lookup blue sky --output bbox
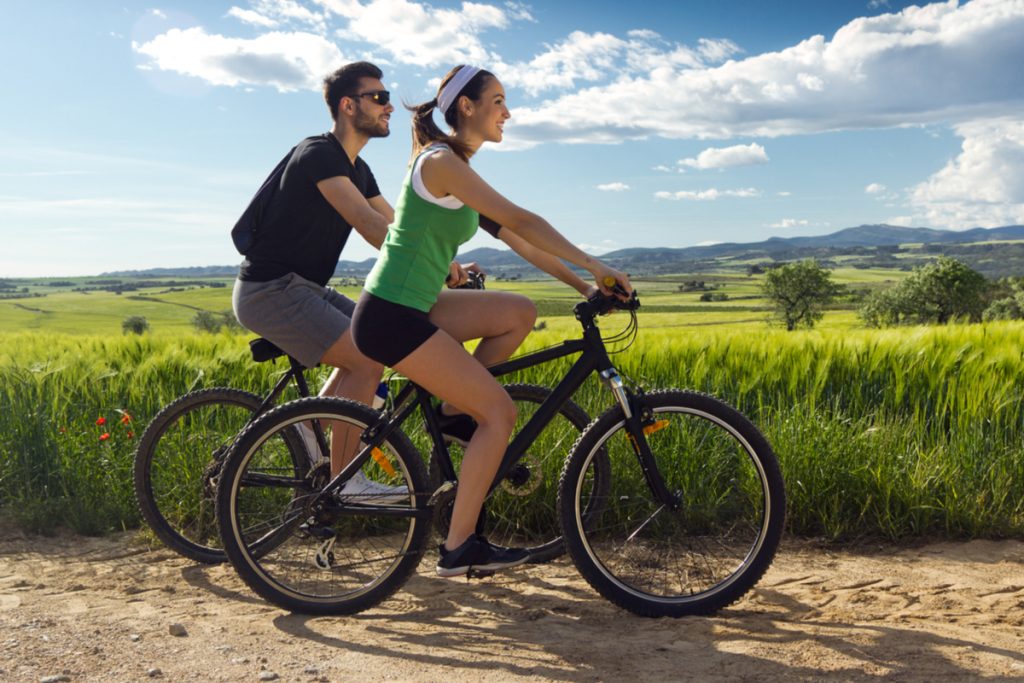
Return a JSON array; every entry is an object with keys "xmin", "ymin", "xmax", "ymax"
[{"xmin": 2, "ymin": 0, "xmax": 1023, "ymax": 277}]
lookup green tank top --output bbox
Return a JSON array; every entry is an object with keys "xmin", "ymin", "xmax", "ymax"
[{"xmin": 365, "ymin": 147, "xmax": 479, "ymax": 312}]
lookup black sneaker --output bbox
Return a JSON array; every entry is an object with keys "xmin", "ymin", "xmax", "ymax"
[
  {"xmin": 435, "ymin": 403, "xmax": 478, "ymax": 446},
  {"xmin": 436, "ymin": 535, "xmax": 529, "ymax": 577}
]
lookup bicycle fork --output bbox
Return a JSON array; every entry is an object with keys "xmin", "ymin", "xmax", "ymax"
[{"xmin": 599, "ymin": 369, "xmax": 681, "ymax": 510}]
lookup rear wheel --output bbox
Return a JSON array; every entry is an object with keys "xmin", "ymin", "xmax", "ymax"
[
  {"xmin": 133, "ymin": 388, "xmax": 263, "ymax": 564},
  {"xmin": 216, "ymin": 397, "xmax": 430, "ymax": 615},
  {"xmin": 559, "ymin": 390, "xmax": 785, "ymax": 617}
]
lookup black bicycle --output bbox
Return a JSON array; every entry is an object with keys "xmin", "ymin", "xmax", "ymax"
[
  {"xmin": 215, "ymin": 289, "xmax": 785, "ymax": 618},
  {"xmin": 133, "ymin": 322, "xmax": 590, "ymax": 563}
]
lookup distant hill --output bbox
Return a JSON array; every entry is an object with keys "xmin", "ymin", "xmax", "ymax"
[
  {"xmin": 597, "ymin": 224, "xmax": 1024, "ymax": 261},
  {"xmin": 101, "ymin": 224, "xmax": 1024, "ymax": 279}
]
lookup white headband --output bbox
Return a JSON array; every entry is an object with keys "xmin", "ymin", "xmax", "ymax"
[{"xmin": 436, "ymin": 65, "xmax": 482, "ymax": 115}]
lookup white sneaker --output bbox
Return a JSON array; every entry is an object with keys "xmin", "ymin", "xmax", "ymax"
[
  {"xmin": 295, "ymin": 423, "xmax": 328, "ymax": 467},
  {"xmin": 336, "ymin": 470, "xmax": 408, "ymax": 504}
]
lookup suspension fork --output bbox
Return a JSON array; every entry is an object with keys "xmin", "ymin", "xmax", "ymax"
[{"xmin": 600, "ymin": 369, "xmax": 680, "ymax": 510}]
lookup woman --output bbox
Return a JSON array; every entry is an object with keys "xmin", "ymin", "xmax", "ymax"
[{"xmin": 350, "ymin": 65, "xmax": 632, "ymax": 577}]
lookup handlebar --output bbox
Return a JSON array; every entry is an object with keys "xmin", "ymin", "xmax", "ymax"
[
  {"xmin": 574, "ymin": 288, "xmax": 640, "ymax": 321},
  {"xmin": 454, "ymin": 271, "xmax": 486, "ymax": 290}
]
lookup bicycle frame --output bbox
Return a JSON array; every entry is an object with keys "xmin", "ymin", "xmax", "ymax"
[
  {"xmin": 253, "ymin": 355, "xmax": 314, "ymax": 416},
  {"xmin": 320, "ymin": 295, "xmax": 680, "ymax": 513}
]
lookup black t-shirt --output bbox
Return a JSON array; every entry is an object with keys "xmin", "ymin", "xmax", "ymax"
[{"xmin": 239, "ymin": 133, "xmax": 381, "ymax": 286}]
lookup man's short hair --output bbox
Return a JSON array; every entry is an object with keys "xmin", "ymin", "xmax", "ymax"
[{"xmin": 323, "ymin": 62, "xmax": 384, "ymax": 120}]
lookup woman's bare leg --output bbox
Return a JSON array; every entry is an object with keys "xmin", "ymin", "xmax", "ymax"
[
  {"xmin": 428, "ymin": 289, "xmax": 535, "ymax": 417},
  {"xmin": 393, "ymin": 328, "xmax": 516, "ymax": 549}
]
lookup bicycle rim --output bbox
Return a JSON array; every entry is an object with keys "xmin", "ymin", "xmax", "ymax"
[
  {"xmin": 564, "ymin": 392, "xmax": 783, "ymax": 616},
  {"xmin": 134, "ymin": 390, "xmax": 260, "ymax": 562},
  {"xmin": 221, "ymin": 401, "xmax": 428, "ymax": 613}
]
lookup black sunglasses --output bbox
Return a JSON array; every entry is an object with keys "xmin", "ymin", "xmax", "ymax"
[{"xmin": 350, "ymin": 90, "xmax": 390, "ymax": 106}]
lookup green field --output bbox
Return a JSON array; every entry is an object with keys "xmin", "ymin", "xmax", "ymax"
[
  {"xmin": 3, "ymin": 269, "xmax": 1023, "ymax": 542},
  {"xmin": 0, "ymin": 270, "xmax": 874, "ymax": 336}
]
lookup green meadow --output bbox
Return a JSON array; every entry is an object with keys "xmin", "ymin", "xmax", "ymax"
[{"xmin": 2, "ymin": 271, "xmax": 1023, "ymax": 541}]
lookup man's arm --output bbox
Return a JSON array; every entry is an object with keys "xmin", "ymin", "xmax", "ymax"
[
  {"xmin": 366, "ymin": 195, "xmax": 395, "ymax": 225},
  {"xmin": 316, "ymin": 176, "xmax": 390, "ymax": 249},
  {"xmin": 496, "ymin": 226, "xmax": 596, "ymax": 297}
]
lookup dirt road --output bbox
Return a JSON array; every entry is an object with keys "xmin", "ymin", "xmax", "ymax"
[{"xmin": 2, "ymin": 532, "xmax": 1023, "ymax": 682}]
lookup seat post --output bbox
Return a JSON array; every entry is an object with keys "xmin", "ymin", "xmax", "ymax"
[{"xmin": 289, "ymin": 357, "xmax": 313, "ymax": 398}]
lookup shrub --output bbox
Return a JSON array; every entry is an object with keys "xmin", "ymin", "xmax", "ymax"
[{"xmin": 121, "ymin": 316, "xmax": 150, "ymax": 335}]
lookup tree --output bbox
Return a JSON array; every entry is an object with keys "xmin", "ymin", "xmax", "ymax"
[
  {"xmin": 122, "ymin": 315, "xmax": 150, "ymax": 335},
  {"xmin": 192, "ymin": 310, "xmax": 222, "ymax": 333},
  {"xmin": 219, "ymin": 311, "xmax": 243, "ymax": 332},
  {"xmin": 860, "ymin": 256, "xmax": 988, "ymax": 327},
  {"xmin": 982, "ymin": 276, "xmax": 1024, "ymax": 321},
  {"xmin": 762, "ymin": 259, "xmax": 840, "ymax": 330}
]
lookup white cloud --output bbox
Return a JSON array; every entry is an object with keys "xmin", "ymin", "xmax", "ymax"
[
  {"xmin": 653, "ymin": 164, "xmax": 673, "ymax": 173},
  {"xmin": 768, "ymin": 218, "xmax": 809, "ymax": 228},
  {"xmin": 227, "ymin": 7, "xmax": 280, "ymax": 28},
  {"xmin": 908, "ymin": 117, "xmax": 1024, "ymax": 228},
  {"xmin": 498, "ymin": 30, "xmax": 740, "ymax": 97},
  {"xmin": 576, "ymin": 240, "xmax": 620, "ymax": 255},
  {"xmin": 655, "ymin": 188, "xmax": 760, "ymax": 201},
  {"xmin": 497, "ymin": 31, "xmax": 626, "ymax": 96},
  {"xmin": 865, "ymin": 182, "xmax": 886, "ymax": 194},
  {"xmin": 679, "ymin": 143, "xmax": 769, "ymax": 170},
  {"xmin": 506, "ymin": 0, "xmax": 1024, "ymax": 147},
  {"xmin": 697, "ymin": 38, "xmax": 742, "ymax": 63},
  {"xmin": 333, "ymin": 0, "xmax": 512, "ymax": 67},
  {"xmin": 251, "ymin": 0, "xmax": 327, "ymax": 30},
  {"xmin": 777, "ymin": 191, "xmax": 792, "ymax": 196},
  {"xmin": 133, "ymin": 27, "xmax": 344, "ymax": 91},
  {"xmin": 136, "ymin": 0, "xmax": 525, "ymax": 90},
  {"xmin": 596, "ymin": 182, "xmax": 630, "ymax": 192}
]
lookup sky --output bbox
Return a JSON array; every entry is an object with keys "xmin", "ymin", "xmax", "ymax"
[{"xmin": 2, "ymin": 0, "xmax": 1023, "ymax": 277}]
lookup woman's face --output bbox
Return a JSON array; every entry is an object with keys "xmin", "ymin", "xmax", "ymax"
[{"xmin": 465, "ymin": 77, "xmax": 510, "ymax": 143}]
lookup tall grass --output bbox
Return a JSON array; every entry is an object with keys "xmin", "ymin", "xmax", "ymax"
[
  {"xmin": 2, "ymin": 320, "xmax": 1024, "ymax": 540},
  {"xmin": 0, "ymin": 332, "xmax": 313, "ymax": 533}
]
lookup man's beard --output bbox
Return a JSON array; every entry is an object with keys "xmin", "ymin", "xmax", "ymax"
[{"xmin": 354, "ymin": 108, "xmax": 390, "ymax": 138}]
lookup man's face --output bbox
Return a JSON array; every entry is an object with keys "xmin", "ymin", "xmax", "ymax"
[{"xmin": 350, "ymin": 77, "xmax": 393, "ymax": 139}]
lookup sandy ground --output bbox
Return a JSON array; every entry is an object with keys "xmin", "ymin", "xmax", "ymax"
[{"xmin": 1, "ymin": 531, "xmax": 1023, "ymax": 682}]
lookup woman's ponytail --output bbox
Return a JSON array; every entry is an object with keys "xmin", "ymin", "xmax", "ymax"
[{"xmin": 407, "ymin": 96, "xmax": 471, "ymax": 163}]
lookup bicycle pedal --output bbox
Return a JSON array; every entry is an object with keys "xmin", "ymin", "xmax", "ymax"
[{"xmin": 466, "ymin": 568, "xmax": 495, "ymax": 580}]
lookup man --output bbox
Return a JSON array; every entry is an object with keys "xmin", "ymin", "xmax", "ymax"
[{"xmin": 232, "ymin": 61, "xmax": 408, "ymax": 500}]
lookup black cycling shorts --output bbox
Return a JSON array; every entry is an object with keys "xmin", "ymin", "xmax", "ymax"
[{"xmin": 351, "ymin": 291, "xmax": 439, "ymax": 367}]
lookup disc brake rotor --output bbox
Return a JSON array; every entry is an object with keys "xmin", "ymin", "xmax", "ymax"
[{"xmin": 500, "ymin": 451, "xmax": 543, "ymax": 497}]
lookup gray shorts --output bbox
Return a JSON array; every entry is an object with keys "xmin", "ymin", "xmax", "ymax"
[{"xmin": 232, "ymin": 273, "xmax": 355, "ymax": 368}]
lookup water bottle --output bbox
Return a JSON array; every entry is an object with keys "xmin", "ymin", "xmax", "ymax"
[{"xmin": 372, "ymin": 381, "xmax": 388, "ymax": 409}]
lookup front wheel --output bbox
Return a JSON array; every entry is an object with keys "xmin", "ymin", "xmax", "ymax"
[
  {"xmin": 558, "ymin": 390, "xmax": 785, "ymax": 618},
  {"xmin": 216, "ymin": 397, "xmax": 430, "ymax": 615}
]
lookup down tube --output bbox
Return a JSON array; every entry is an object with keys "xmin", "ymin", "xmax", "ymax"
[{"xmin": 488, "ymin": 352, "xmax": 600, "ymax": 495}]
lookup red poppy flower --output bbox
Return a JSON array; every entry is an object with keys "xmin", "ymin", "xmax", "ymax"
[
  {"xmin": 58, "ymin": 427, "xmax": 67, "ymax": 433},
  {"xmin": 121, "ymin": 413, "xmax": 132, "ymax": 424},
  {"xmin": 96, "ymin": 416, "xmax": 106, "ymax": 426},
  {"xmin": 127, "ymin": 431, "xmax": 134, "ymax": 439},
  {"xmin": 99, "ymin": 433, "xmax": 110, "ymax": 441}
]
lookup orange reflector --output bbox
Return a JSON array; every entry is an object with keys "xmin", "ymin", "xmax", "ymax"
[
  {"xmin": 372, "ymin": 447, "xmax": 397, "ymax": 477},
  {"xmin": 643, "ymin": 420, "xmax": 670, "ymax": 436}
]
